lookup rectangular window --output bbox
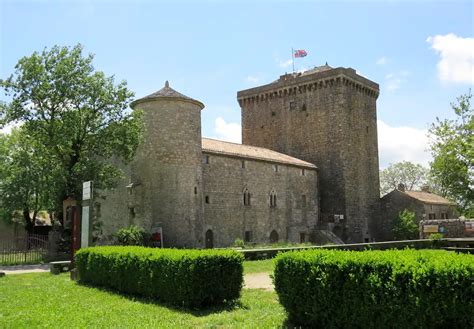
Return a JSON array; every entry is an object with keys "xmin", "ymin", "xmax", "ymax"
[
  {"xmin": 205, "ymin": 196, "xmax": 210, "ymax": 204},
  {"xmin": 302, "ymin": 195, "xmax": 307, "ymax": 207},
  {"xmin": 203, "ymin": 155, "xmax": 210, "ymax": 164},
  {"xmin": 289, "ymin": 101, "xmax": 296, "ymax": 110},
  {"xmin": 299, "ymin": 232, "xmax": 306, "ymax": 243},
  {"xmin": 194, "ymin": 186, "xmax": 197, "ymax": 195},
  {"xmin": 244, "ymin": 231, "xmax": 252, "ymax": 243},
  {"xmin": 301, "ymin": 169, "xmax": 305, "ymax": 176},
  {"xmin": 428, "ymin": 213, "xmax": 436, "ymax": 219},
  {"xmin": 241, "ymin": 160, "xmax": 246, "ymax": 169},
  {"xmin": 441, "ymin": 213, "xmax": 448, "ymax": 219},
  {"xmin": 273, "ymin": 164, "xmax": 278, "ymax": 172},
  {"xmin": 129, "ymin": 207, "xmax": 136, "ymax": 219}
]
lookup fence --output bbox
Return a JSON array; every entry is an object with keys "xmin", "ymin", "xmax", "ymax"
[{"xmin": 0, "ymin": 234, "xmax": 50, "ymax": 265}]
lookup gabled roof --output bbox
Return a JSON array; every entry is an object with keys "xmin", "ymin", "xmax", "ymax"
[
  {"xmin": 131, "ymin": 81, "xmax": 204, "ymax": 109},
  {"xmin": 403, "ymin": 190, "xmax": 456, "ymax": 205},
  {"xmin": 202, "ymin": 138, "xmax": 317, "ymax": 169}
]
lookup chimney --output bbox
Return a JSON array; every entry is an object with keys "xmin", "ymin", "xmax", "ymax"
[{"xmin": 397, "ymin": 183, "xmax": 406, "ymax": 192}]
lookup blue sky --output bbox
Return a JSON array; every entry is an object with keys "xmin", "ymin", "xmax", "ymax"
[{"xmin": 1, "ymin": 0, "xmax": 473, "ymax": 167}]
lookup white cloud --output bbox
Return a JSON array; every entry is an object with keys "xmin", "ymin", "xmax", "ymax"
[
  {"xmin": 0, "ymin": 122, "xmax": 21, "ymax": 135},
  {"xmin": 377, "ymin": 120, "xmax": 431, "ymax": 168},
  {"xmin": 376, "ymin": 57, "xmax": 388, "ymax": 65},
  {"xmin": 246, "ymin": 75, "xmax": 260, "ymax": 83},
  {"xmin": 213, "ymin": 117, "xmax": 242, "ymax": 143},
  {"xmin": 427, "ymin": 33, "xmax": 474, "ymax": 84},
  {"xmin": 385, "ymin": 71, "xmax": 410, "ymax": 92},
  {"xmin": 278, "ymin": 59, "xmax": 293, "ymax": 68}
]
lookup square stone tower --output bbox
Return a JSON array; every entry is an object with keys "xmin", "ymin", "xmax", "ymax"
[{"xmin": 237, "ymin": 66, "xmax": 381, "ymax": 243}]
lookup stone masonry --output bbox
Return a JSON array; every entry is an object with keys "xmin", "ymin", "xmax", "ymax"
[{"xmin": 238, "ymin": 65, "xmax": 381, "ymax": 243}]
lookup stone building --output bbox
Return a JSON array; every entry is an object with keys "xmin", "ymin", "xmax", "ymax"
[
  {"xmin": 238, "ymin": 65, "xmax": 381, "ymax": 242},
  {"xmin": 96, "ymin": 64, "xmax": 382, "ymax": 247},
  {"xmin": 380, "ymin": 185, "xmax": 458, "ymax": 240},
  {"xmin": 96, "ymin": 81, "xmax": 319, "ymax": 248}
]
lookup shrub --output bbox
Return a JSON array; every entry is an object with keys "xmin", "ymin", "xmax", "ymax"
[
  {"xmin": 274, "ymin": 249, "xmax": 473, "ymax": 328},
  {"xmin": 392, "ymin": 208, "xmax": 419, "ymax": 240},
  {"xmin": 76, "ymin": 246, "xmax": 244, "ymax": 308},
  {"xmin": 233, "ymin": 238, "xmax": 245, "ymax": 248},
  {"xmin": 114, "ymin": 225, "xmax": 147, "ymax": 246}
]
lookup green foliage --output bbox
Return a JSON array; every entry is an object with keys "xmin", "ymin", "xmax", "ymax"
[
  {"xmin": 274, "ymin": 249, "xmax": 474, "ymax": 328},
  {"xmin": 392, "ymin": 209, "xmax": 419, "ymax": 240},
  {"xmin": 0, "ymin": 273, "xmax": 285, "ymax": 328},
  {"xmin": 114, "ymin": 225, "xmax": 147, "ymax": 246},
  {"xmin": 380, "ymin": 161, "xmax": 429, "ymax": 196},
  {"xmin": 233, "ymin": 238, "xmax": 245, "ymax": 248},
  {"xmin": 75, "ymin": 246, "xmax": 244, "ymax": 308},
  {"xmin": 0, "ymin": 44, "xmax": 142, "ymax": 223},
  {"xmin": 429, "ymin": 91, "xmax": 473, "ymax": 216}
]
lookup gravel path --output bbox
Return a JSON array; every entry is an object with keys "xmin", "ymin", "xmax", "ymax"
[
  {"xmin": 0, "ymin": 264, "xmax": 49, "ymax": 275},
  {"xmin": 244, "ymin": 272, "xmax": 274, "ymax": 291}
]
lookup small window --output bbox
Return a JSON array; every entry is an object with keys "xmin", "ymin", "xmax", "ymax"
[
  {"xmin": 301, "ymin": 169, "xmax": 305, "ymax": 176},
  {"xmin": 366, "ymin": 126, "xmax": 369, "ymax": 133},
  {"xmin": 204, "ymin": 155, "xmax": 210, "ymax": 164},
  {"xmin": 273, "ymin": 164, "xmax": 278, "ymax": 172},
  {"xmin": 270, "ymin": 191, "xmax": 277, "ymax": 208},
  {"xmin": 129, "ymin": 207, "xmax": 136, "ymax": 219},
  {"xmin": 205, "ymin": 196, "xmax": 210, "ymax": 204},
  {"xmin": 301, "ymin": 104, "xmax": 306, "ymax": 111},
  {"xmin": 302, "ymin": 195, "xmax": 307, "ymax": 207},
  {"xmin": 271, "ymin": 111, "xmax": 276, "ymax": 117},
  {"xmin": 194, "ymin": 186, "xmax": 197, "ymax": 194},
  {"xmin": 244, "ymin": 231, "xmax": 252, "ymax": 243},
  {"xmin": 441, "ymin": 213, "xmax": 448, "ymax": 219},
  {"xmin": 428, "ymin": 213, "xmax": 436, "ymax": 219},
  {"xmin": 241, "ymin": 160, "xmax": 246, "ymax": 169},
  {"xmin": 243, "ymin": 188, "xmax": 251, "ymax": 206},
  {"xmin": 289, "ymin": 101, "xmax": 296, "ymax": 110}
]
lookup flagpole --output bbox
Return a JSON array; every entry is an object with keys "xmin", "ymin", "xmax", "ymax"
[{"xmin": 291, "ymin": 47, "xmax": 295, "ymax": 73}]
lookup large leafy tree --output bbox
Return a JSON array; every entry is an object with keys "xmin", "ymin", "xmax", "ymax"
[
  {"xmin": 429, "ymin": 91, "xmax": 473, "ymax": 217},
  {"xmin": 0, "ymin": 44, "xmax": 142, "ymax": 228},
  {"xmin": 380, "ymin": 161, "xmax": 429, "ymax": 196}
]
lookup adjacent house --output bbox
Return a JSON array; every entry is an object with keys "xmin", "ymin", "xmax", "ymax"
[{"xmin": 380, "ymin": 184, "xmax": 458, "ymax": 240}]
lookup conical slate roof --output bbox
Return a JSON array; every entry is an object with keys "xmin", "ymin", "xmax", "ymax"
[{"xmin": 131, "ymin": 81, "xmax": 204, "ymax": 109}]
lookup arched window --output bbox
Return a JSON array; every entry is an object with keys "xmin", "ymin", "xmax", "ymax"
[
  {"xmin": 205, "ymin": 229, "xmax": 214, "ymax": 249},
  {"xmin": 243, "ymin": 188, "xmax": 251, "ymax": 206},
  {"xmin": 270, "ymin": 190, "xmax": 277, "ymax": 208},
  {"xmin": 270, "ymin": 230, "xmax": 279, "ymax": 243}
]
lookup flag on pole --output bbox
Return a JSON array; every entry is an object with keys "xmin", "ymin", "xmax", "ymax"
[{"xmin": 294, "ymin": 49, "xmax": 307, "ymax": 58}]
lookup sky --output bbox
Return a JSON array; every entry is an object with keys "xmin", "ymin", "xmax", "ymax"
[{"xmin": 0, "ymin": 0, "xmax": 473, "ymax": 168}]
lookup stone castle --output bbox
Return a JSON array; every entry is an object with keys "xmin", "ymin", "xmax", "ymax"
[{"xmin": 96, "ymin": 65, "xmax": 381, "ymax": 247}]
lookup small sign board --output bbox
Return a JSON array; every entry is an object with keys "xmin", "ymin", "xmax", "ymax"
[
  {"xmin": 81, "ymin": 206, "xmax": 90, "ymax": 248},
  {"xmin": 423, "ymin": 225, "xmax": 439, "ymax": 233},
  {"xmin": 83, "ymin": 181, "xmax": 92, "ymax": 201},
  {"xmin": 151, "ymin": 227, "xmax": 163, "ymax": 248},
  {"xmin": 465, "ymin": 222, "xmax": 474, "ymax": 233}
]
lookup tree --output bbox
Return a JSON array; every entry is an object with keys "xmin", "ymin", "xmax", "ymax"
[
  {"xmin": 392, "ymin": 209, "xmax": 418, "ymax": 240},
  {"xmin": 429, "ymin": 91, "xmax": 473, "ymax": 217},
  {"xmin": 0, "ymin": 44, "xmax": 142, "ymax": 227},
  {"xmin": 379, "ymin": 161, "xmax": 429, "ymax": 196}
]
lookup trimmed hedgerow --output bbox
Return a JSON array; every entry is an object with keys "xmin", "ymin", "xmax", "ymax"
[
  {"xmin": 76, "ymin": 246, "xmax": 244, "ymax": 308},
  {"xmin": 274, "ymin": 249, "xmax": 474, "ymax": 329}
]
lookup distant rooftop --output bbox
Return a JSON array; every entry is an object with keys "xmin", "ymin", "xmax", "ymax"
[
  {"xmin": 402, "ymin": 190, "xmax": 456, "ymax": 205},
  {"xmin": 131, "ymin": 81, "xmax": 204, "ymax": 109},
  {"xmin": 202, "ymin": 138, "xmax": 317, "ymax": 169}
]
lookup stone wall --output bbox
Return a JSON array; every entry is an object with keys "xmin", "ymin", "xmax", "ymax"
[
  {"xmin": 419, "ymin": 219, "xmax": 474, "ymax": 239},
  {"xmin": 202, "ymin": 152, "xmax": 318, "ymax": 247},
  {"xmin": 238, "ymin": 67, "xmax": 381, "ymax": 243}
]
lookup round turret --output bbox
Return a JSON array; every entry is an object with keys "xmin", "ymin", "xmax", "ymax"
[{"xmin": 131, "ymin": 81, "xmax": 204, "ymax": 247}]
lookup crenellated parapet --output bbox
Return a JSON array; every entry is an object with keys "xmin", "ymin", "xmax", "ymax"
[{"xmin": 237, "ymin": 67, "xmax": 379, "ymax": 106}]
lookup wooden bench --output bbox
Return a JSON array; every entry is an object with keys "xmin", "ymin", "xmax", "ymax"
[{"xmin": 50, "ymin": 261, "xmax": 71, "ymax": 275}]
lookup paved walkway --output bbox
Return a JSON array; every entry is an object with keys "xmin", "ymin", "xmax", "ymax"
[
  {"xmin": 244, "ymin": 272, "xmax": 274, "ymax": 291},
  {"xmin": 0, "ymin": 265, "xmax": 275, "ymax": 291},
  {"xmin": 0, "ymin": 264, "xmax": 49, "ymax": 275}
]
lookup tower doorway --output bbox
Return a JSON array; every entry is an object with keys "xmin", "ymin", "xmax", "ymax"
[{"xmin": 205, "ymin": 229, "xmax": 214, "ymax": 248}]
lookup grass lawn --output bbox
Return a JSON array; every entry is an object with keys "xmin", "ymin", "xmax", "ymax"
[
  {"xmin": 243, "ymin": 259, "xmax": 275, "ymax": 274},
  {"xmin": 0, "ymin": 273, "xmax": 286, "ymax": 328}
]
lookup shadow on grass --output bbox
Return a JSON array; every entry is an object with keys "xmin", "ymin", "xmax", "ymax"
[{"xmin": 75, "ymin": 281, "xmax": 248, "ymax": 317}]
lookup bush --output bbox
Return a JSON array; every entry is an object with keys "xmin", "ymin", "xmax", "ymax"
[
  {"xmin": 233, "ymin": 238, "xmax": 245, "ymax": 248},
  {"xmin": 114, "ymin": 225, "xmax": 147, "ymax": 246},
  {"xmin": 76, "ymin": 246, "xmax": 244, "ymax": 308},
  {"xmin": 393, "ymin": 208, "xmax": 419, "ymax": 240},
  {"xmin": 274, "ymin": 249, "xmax": 473, "ymax": 328}
]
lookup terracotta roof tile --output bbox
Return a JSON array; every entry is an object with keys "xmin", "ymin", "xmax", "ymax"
[
  {"xmin": 202, "ymin": 138, "xmax": 317, "ymax": 169},
  {"xmin": 404, "ymin": 191, "xmax": 456, "ymax": 205}
]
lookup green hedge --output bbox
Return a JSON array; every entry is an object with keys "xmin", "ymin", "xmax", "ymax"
[
  {"xmin": 76, "ymin": 246, "xmax": 244, "ymax": 308},
  {"xmin": 274, "ymin": 249, "xmax": 474, "ymax": 328}
]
